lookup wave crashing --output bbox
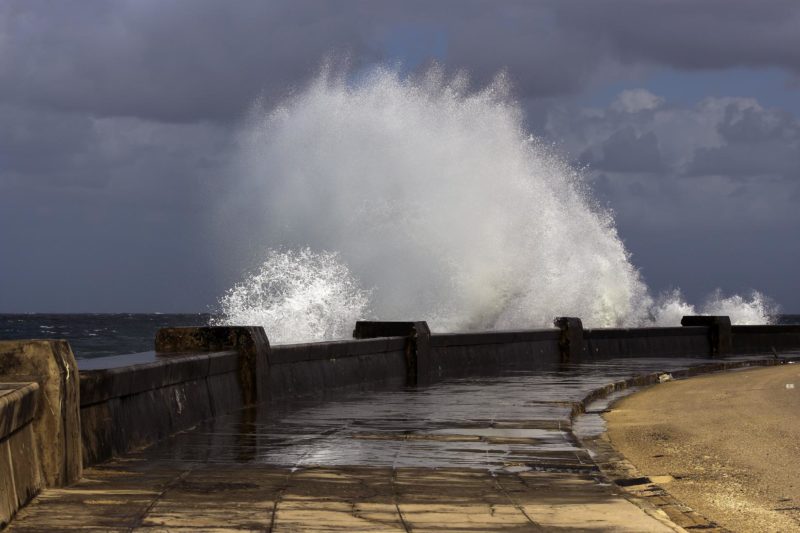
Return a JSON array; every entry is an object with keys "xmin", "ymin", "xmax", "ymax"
[{"xmin": 214, "ymin": 67, "xmax": 776, "ymax": 343}]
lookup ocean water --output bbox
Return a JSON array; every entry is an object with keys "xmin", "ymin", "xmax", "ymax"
[
  {"xmin": 1, "ymin": 313, "xmax": 797, "ymax": 360},
  {"xmin": 0, "ymin": 314, "xmax": 211, "ymax": 359}
]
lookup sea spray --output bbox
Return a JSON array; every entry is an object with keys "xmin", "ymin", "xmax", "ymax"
[
  {"xmin": 212, "ymin": 249, "xmax": 371, "ymax": 344},
  {"xmin": 214, "ymin": 66, "xmax": 776, "ymax": 342},
  {"xmin": 648, "ymin": 289, "xmax": 776, "ymax": 326}
]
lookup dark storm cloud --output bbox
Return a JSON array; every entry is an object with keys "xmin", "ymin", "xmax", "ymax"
[
  {"xmin": 0, "ymin": 105, "xmax": 99, "ymax": 182},
  {"xmin": 2, "ymin": 0, "xmax": 800, "ymax": 311},
  {"xmin": 4, "ymin": 1, "xmax": 799, "ymax": 125},
  {"xmin": 0, "ymin": 104, "xmax": 231, "ymax": 191},
  {"xmin": 550, "ymin": 92, "xmax": 800, "ymax": 183},
  {"xmin": 0, "ymin": 1, "xmax": 603, "ymax": 124},
  {"xmin": 582, "ymin": 127, "xmax": 665, "ymax": 174},
  {"xmin": 546, "ymin": 90, "xmax": 800, "ymax": 307},
  {"xmin": 0, "ymin": 1, "xmax": 380, "ymax": 123},
  {"xmin": 554, "ymin": 0, "xmax": 800, "ymax": 73},
  {"xmin": 688, "ymin": 140, "xmax": 800, "ymax": 179},
  {"xmin": 686, "ymin": 100, "xmax": 800, "ymax": 178},
  {"xmin": 717, "ymin": 103, "xmax": 800, "ymax": 143}
]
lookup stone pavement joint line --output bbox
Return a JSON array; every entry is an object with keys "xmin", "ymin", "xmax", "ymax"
[
  {"xmin": 8, "ymin": 463, "xmax": 676, "ymax": 531},
  {"xmin": 8, "ymin": 356, "xmax": 779, "ymax": 531}
]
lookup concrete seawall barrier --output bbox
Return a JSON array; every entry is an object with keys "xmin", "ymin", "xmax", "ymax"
[
  {"xmin": 732, "ymin": 324, "xmax": 800, "ymax": 354},
  {"xmin": 269, "ymin": 337, "xmax": 408, "ymax": 398},
  {"xmin": 154, "ymin": 326, "xmax": 271, "ymax": 406},
  {"xmin": 79, "ymin": 326, "xmax": 410, "ymax": 465},
  {"xmin": 584, "ymin": 326, "xmax": 712, "ymax": 359},
  {"xmin": 79, "ymin": 348, "xmax": 243, "ymax": 465},
  {"xmin": 355, "ymin": 321, "xmax": 563, "ymax": 383},
  {"xmin": 429, "ymin": 329, "xmax": 562, "ymax": 379},
  {"xmin": 80, "ymin": 326, "xmax": 275, "ymax": 465},
  {"xmin": 0, "ymin": 383, "xmax": 40, "ymax": 528},
  {"xmin": 3, "ymin": 316, "xmax": 800, "ymax": 528},
  {"xmin": 0, "ymin": 340, "xmax": 81, "ymax": 487},
  {"xmin": 354, "ymin": 321, "xmax": 431, "ymax": 384},
  {"xmin": 0, "ymin": 340, "xmax": 82, "ymax": 527}
]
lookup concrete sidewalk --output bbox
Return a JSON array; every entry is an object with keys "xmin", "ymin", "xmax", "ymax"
[
  {"xmin": 8, "ymin": 460, "xmax": 679, "ymax": 531},
  {"xmin": 10, "ymin": 356, "xmax": 756, "ymax": 532}
]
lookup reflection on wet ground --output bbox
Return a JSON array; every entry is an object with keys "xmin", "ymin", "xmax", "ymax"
[
  {"xmin": 9, "ymin": 356, "xmax": 775, "ymax": 532},
  {"xmin": 150, "ymin": 357, "xmax": 743, "ymax": 472}
]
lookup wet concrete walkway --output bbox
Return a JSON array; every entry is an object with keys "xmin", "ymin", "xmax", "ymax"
[{"xmin": 8, "ymin": 356, "xmax": 777, "ymax": 531}]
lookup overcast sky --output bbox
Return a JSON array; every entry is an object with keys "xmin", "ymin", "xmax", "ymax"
[{"xmin": 1, "ymin": 0, "xmax": 799, "ymax": 313}]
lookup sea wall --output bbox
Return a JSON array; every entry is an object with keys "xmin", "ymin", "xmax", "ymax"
[
  {"xmin": 0, "ymin": 383, "xmax": 40, "ymax": 528},
  {"xmin": 429, "ymin": 330, "xmax": 561, "ymax": 381},
  {"xmin": 583, "ymin": 327, "xmax": 711, "ymax": 359},
  {"xmin": 79, "ymin": 348, "xmax": 243, "ymax": 465},
  {"xmin": 732, "ymin": 324, "xmax": 800, "ymax": 354},
  {"xmin": 78, "ymin": 327, "xmax": 409, "ymax": 465},
  {"xmin": 0, "ymin": 340, "xmax": 82, "ymax": 528},
  {"xmin": 6, "ymin": 316, "xmax": 800, "ymax": 481},
  {"xmin": 268, "ymin": 337, "xmax": 407, "ymax": 398}
]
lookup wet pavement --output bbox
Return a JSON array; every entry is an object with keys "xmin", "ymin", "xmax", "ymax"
[{"xmin": 8, "ymin": 356, "xmax": 779, "ymax": 531}]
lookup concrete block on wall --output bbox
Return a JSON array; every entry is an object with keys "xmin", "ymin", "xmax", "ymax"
[
  {"xmin": 681, "ymin": 316, "xmax": 732, "ymax": 357},
  {"xmin": 554, "ymin": 317, "xmax": 585, "ymax": 363},
  {"xmin": 353, "ymin": 321, "xmax": 431, "ymax": 385},
  {"xmin": 155, "ymin": 326, "xmax": 271, "ymax": 405},
  {"xmin": 0, "ymin": 340, "xmax": 81, "ymax": 487},
  {"xmin": 0, "ymin": 383, "xmax": 42, "ymax": 527}
]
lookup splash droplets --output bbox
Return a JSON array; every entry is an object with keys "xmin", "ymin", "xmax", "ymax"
[
  {"xmin": 213, "ymin": 249, "xmax": 371, "ymax": 344},
  {"xmin": 214, "ymin": 66, "xmax": 776, "ymax": 342}
]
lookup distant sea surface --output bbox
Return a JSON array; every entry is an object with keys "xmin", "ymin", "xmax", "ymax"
[
  {"xmin": 0, "ymin": 314, "xmax": 212, "ymax": 359},
  {"xmin": 1, "ymin": 313, "xmax": 799, "ymax": 360}
]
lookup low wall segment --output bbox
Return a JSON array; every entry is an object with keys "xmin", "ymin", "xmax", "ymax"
[
  {"xmin": 0, "ymin": 339, "xmax": 82, "ymax": 528},
  {"xmin": 0, "ymin": 382, "xmax": 41, "ymax": 528}
]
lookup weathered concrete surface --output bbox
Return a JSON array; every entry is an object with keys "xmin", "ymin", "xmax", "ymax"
[
  {"xmin": 14, "ymin": 356, "xmax": 779, "ymax": 531},
  {"xmin": 79, "ymin": 350, "xmax": 241, "ymax": 466},
  {"xmin": 0, "ymin": 383, "xmax": 42, "ymax": 528},
  {"xmin": 681, "ymin": 315, "xmax": 732, "ymax": 356},
  {"xmin": 268, "ymin": 337, "xmax": 408, "ymax": 398},
  {"xmin": 732, "ymin": 324, "xmax": 800, "ymax": 354},
  {"xmin": 584, "ymin": 327, "xmax": 711, "ymax": 360},
  {"xmin": 606, "ymin": 364, "xmax": 800, "ymax": 532},
  {"xmin": 0, "ymin": 383, "xmax": 38, "ymax": 439},
  {"xmin": 0, "ymin": 340, "xmax": 81, "ymax": 487},
  {"xmin": 7, "ymin": 461, "xmax": 677, "ymax": 532},
  {"xmin": 8, "ymin": 352, "xmax": 792, "ymax": 531},
  {"xmin": 429, "ymin": 330, "xmax": 562, "ymax": 380},
  {"xmin": 353, "ymin": 321, "xmax": 431, "ymax": 385},
  {"xmin": 155, "ymin": 326, "xmax": 271, "ymax": 406},
  {"xmin": 554, "ymin": 316, "xmax": 584, "ymax": 363}
]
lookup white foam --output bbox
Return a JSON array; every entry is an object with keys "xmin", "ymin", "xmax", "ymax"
[
  {"xmin": 214, "ymin": 66, "xmax": 776, "ymax": 341},
  {"xmin": 700, "ymin": 289, "xmax": 777, "ymax": 325},
  {"xmin": 212, "ymin": 249, "xmax": 371, "ymax": 344}
]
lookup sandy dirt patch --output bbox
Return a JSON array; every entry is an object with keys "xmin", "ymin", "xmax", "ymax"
[{"xmin": 606, "ymin": 364, "xmax": 800, "ymax": 532}]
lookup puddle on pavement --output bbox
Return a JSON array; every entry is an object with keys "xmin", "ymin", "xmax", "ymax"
[
  {"xmin": 573, "ymin": 387, "xmax": 643, "ymax": 440},
  {"xmin": 424, "ymin": 427, "xmax": 558, "ymax": 439}
]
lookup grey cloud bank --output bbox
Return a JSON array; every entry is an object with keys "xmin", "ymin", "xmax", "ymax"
[
  {"xmin": 546, "ymin": 89, "xmax": 800, "ymax": 309},
  {"xmin": 1, "ymin": 0, "xmax": 798, "ymax": 312}
]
